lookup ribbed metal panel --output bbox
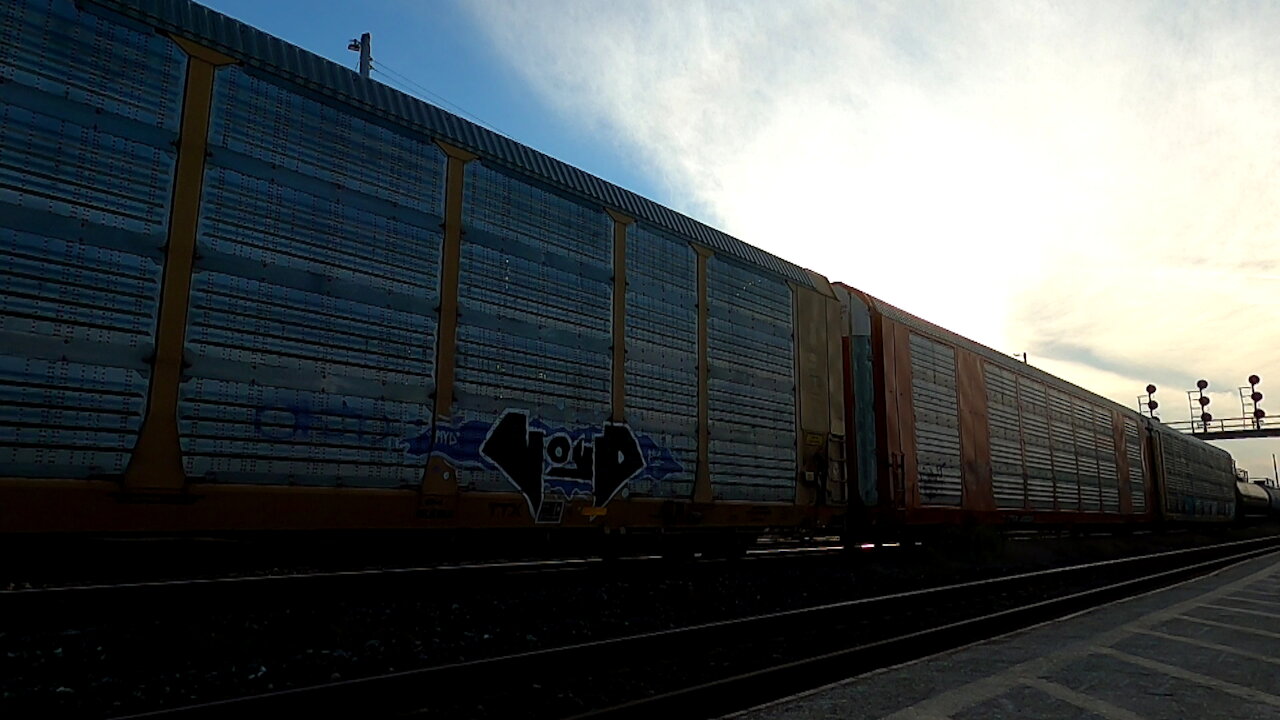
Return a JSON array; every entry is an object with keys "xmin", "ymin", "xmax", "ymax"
[
  {"xmin": 1095, "ymin": 406, "xmax": 1119, "ymax": 512},
  {"xmin": 707, "ymin": 256, "xmax": 795, "ymax": 501},
  {"xmin": 624, "ymin": 225, "xmax": 696, "ymax": 498},
  {"xmin": 1156, "ymin": 426, "xmax": 1235, "ymax": 520},
  {"xmin": 88, "ymin": 0, "xmax": 816, "ymax": 288},
  {"xmin": 1048, "ymin": 389, "xmax": 1080, "ymax": 510},
  {"xmin": 984, "ymin": 364, "xmax": 1025, "ymax": 509},
  {"xmin": 909, "ymin": 333, "xmax": 962, "ymax": 506},
  {"xmin": 179, "ymin": 66, "xmax": 444, "ymax": 486},
  {"xmin": 1017, "ymin": 378, "xmax": 1055, "ymax": 510},
  {"xmin": 867, "ymin": 296, "xmax": 1145, "ymax": 430},
  {"xmin": 1073, "ymin": 401, "xmax": 1101, "ymax": 512},
  {"xmin": 453, "ymin": 162, "xmax": 613, "ymax": 492},
  {"xmin": 0, "ymin": 0, "xmax": 183, "ymax": 477},
  {"xmin": 1125, "ymin": 418, "xmax": 1146, "ymax": 513}
]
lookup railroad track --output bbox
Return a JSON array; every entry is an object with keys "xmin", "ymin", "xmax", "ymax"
[
  {"xmin": 106, "ymin": 535, "xmax": 1280, "ymax": 719},
  {"xmin": 0, "ymin": 542, "xmax": 847, "ymax": 616}
]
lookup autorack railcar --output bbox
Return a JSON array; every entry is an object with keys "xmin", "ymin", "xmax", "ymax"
[{"xmin": 0, "ymin": 0, "xmax": 1245, "ymax": 546}]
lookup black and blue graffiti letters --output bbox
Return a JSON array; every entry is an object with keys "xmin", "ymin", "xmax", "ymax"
[
  {"xmin": 479, "ymin": 410, "xmax": 647, "ymax": 515},
  {"xmin": 480, "ymin": 411, "xmax": 550, "ymax": 516},
  {"xmin": 592, "ymin": 423, "xmax": 645, "ymax": 507}
]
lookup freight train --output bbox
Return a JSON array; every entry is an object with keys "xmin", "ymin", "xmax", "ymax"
[{"xmin": 0, "ymin": 0, "xmax": 1247, "ymax": 546}]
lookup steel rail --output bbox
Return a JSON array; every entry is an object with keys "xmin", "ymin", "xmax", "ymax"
[
  {"xmin": 572, "ymin": 541, "xmax": 1280, "ymax": 719},
  {"xmin": 0, "ymin": 544, "xmax": 846, "ymax": 602},
  {"xmin": 106, "ymin": 535, "xmax": 1280, "ymax": 719}
]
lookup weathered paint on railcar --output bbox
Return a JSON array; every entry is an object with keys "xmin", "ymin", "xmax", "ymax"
[
  {"xmin": 0, "ymin": 0, "xmax": 848, "ymax": 534},
  {"xmin": 833, "ymin": 287, "xmax": 879, "ymax": 510},
  {"xmin": 792, "ymin": 274, "xmax": 848, "ymax": 507},
  {"xmin": 839, "ymin": 288, "xmax": 1157, "ymax": 527},
  {"xmin": 1146, "ymin": 421, "xmax": 1236, "ymax": 522}
]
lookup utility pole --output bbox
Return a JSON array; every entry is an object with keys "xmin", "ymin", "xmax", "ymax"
[{"xmin": 348, "ymin": 32, "xmax": 371, "ymax": 79}]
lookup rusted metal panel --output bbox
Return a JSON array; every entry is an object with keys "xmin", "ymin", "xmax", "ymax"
[
  {"xmin": 823, "ymin": 288, "xmax": 848, "ymax": 504},
  {"xmin": 794, "ymin": 282, "xmax": 831, "ymax": 507},
  {"xmin": 624, "ymin": 224, "xmax": 697, "ymax": 499},
  {"xmin": 907, "ymin": 333, "xmax": 962, "ymax": 506},
  {"xmin": 90, "ymin": 0, "xmax": 816, "ymax": 288},
  {"xmin": 956, "ymin": 350, "xmax": 994, "ymax": 512},
  {"xmin": 178, "ymin": 66, "xmax": 445, "ymax": 486},
  {"xmin": 0, "ymin": 0, "xmax": 185, "ymax": 478},
  {"xmin": 706, "ymin": 255, "xmax": 796, "ymax": 502},
  {"xmin": 985, "ymin": 364, "xmax": 1027, "ymax": 509}
]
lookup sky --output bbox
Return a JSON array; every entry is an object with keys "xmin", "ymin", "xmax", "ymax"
[{"xmin": 199, "ymin": 0, "xmax": 1279, "ymax": 480}]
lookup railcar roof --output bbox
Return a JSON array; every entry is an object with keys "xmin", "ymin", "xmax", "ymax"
[
  {"xmin": 92, "ymin": 0, "xmax": 818, "ymax": 288},
  {"xmin": 850, "ymin": 287, "xmax": 1231, "ymax": 458}
]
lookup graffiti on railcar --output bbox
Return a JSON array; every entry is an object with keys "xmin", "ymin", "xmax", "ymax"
[
  {"xmin": 251, "ymin": 402, "xmax": 683, "ymax": 517},
  {"xmin": 423, "ymin": 409, "xmax": 684, "ymax": 518}
]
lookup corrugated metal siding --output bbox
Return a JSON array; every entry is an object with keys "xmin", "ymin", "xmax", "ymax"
[
  {"xmin": 454, "ymin": 162, "xmax": 613, "ymax": 492},
  {"xmin": 1096, "ymin": 407, "xmax": 1119, "ymax": 512},
  {"xmin": 706, "ymin": 256, "xmax": 795, "ymax": 501},
  {"xmin": 0, "ymin": 0, "xmax": 183, "ymax": 477},
  {"xmin": 984, "ymin": 364, "xmax": 1025, "ymax": 509},
  {"xmin": 179, "ymin": 66, "xmax": 444, "ymax": 486},
  {"xmin": 869, "ymin": 296, "xmax": 1146, "ymax": 431},
  {"xmin": 624, "ymin": 225, "xmax": 696, "ymax": 498},
  {"xmin": 1073, "ymin": 401, "xmax": 1101, "ymax": 512},
  {"xmin": 1048, "ymin": 389, "xmax": 1080, "ymax": 510},
  {"xmin": 1018, "ymin": 378, "xmax": 1056, "ymax": 510},
  {"xmin": 1125, "ymin": 418, "xmax": 1146, "ymax": 513},
  {"xmin": 909, "ymin": 333, "xmax": 962, "ymax": 506},
  {"xmin": 88, "ymin": 0, "xmax": 815, "ymax": 288},
  {"xmin": 1157, "ymin": 428, "xmax": 1235, "ymax": 520}
]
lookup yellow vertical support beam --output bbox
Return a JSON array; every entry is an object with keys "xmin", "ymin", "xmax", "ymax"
[
  {"xmin": 693, "ymin": 246, "xmax": 714, "ymax": 503},
  {"xmin": 606, "ymin": 209, "xmax": 633, "ymax": 423},
  {"xmin": 422, "ymin": 141, "xmax": 477, "ymax": 501},
  {"xmin": 124, "ymin": 37, "xmax": 234, "ymax": 493}
]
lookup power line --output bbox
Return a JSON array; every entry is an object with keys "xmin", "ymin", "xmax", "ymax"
[{"xmin": 371, "ymin": 60, "xmax": 511, "ymax": 138}]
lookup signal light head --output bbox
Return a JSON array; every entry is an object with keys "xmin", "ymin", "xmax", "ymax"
[
  {"xmin": 1197, "ymin": 379, "xmax": 1209, "ymax": 390},
  {"xmin": 1249, "ymin": 375, "xmax": 1261, "ymax": 386},
  {"xmin": 1148, "ymin": 400, "xmax": 1159, "ymax": 411},
  {"xmin": 1146, "ymin": 384, "xmax": 1158, "ymax": 395},
  {"xmin": 1252, "ymin": 391, "xmax": 1263, "ymax": 403},
  {"xmin": 1198, "ymin": 396, "xmax": 1211, "ymax": 406},
  {"xmin": 1201, "ymin": 412, "xmax": 1212, "ymax": 423},
  {"xmin": 1256, "ymin": 408, "xmax": 1267, "ymax": 419}
]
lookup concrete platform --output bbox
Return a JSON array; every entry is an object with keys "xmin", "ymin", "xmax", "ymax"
[{"xmin": 728, "ymin": 551, "xmax": 1280, "ymax": 720}]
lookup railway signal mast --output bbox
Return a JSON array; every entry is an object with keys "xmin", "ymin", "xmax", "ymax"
[
  {"xmin": 1138, "ymin": 384, "xmax": 1159, "ymax": 420},
  {"xmin": 1148, "ymin": 375, "xmax": 1275, "ymax": 439},
  {"xmin": 1242, "ymin": 375, "xmax": 1266, "ymax": 431},
  {"xmin": 1188, "ymin": 379, "xmax": 1212, "ymax": 432}
]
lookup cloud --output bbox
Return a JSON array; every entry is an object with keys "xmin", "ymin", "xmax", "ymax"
[{"xmin": 459, "ymin": 0, "xmax": 1280, "ymax": 476}]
